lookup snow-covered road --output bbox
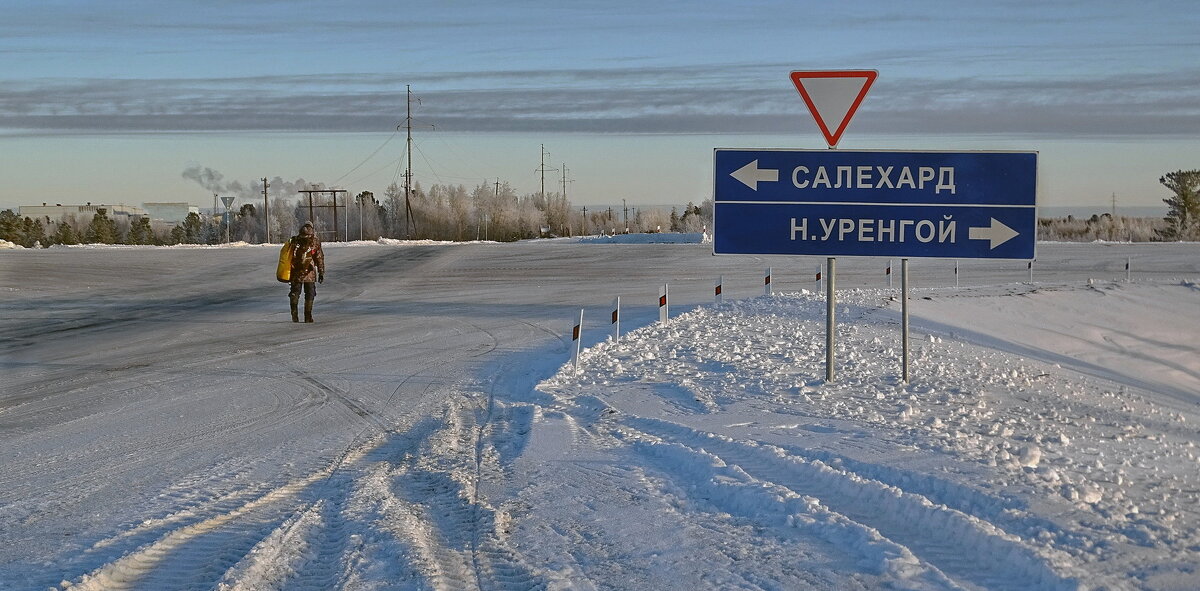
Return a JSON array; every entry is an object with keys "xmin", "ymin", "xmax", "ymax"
[{"xmin": 2, "ymin": 240, "xmax": 1198, "ymax": 590}]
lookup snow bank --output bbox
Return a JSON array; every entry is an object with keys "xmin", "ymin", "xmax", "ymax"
[
  {"xmin": 537, "ymin": 282, "xmax": 1200, "ymax": 589},
  {"xmin": 571, "ymin": 232, "xmax": 707, "ymax": 244}
]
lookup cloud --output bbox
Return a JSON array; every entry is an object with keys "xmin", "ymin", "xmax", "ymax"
[{"xmin": 3, "ymin": 65, "xmax": 1199, "ymax": 138}]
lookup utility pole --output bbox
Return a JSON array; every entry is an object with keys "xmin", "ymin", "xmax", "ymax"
[
  {"xmin": 262, "ymin": 177, "xmax": 270, "ymax": 243},
  {"xmin": 561, "ymin": 164, "xmax": 570, "ymax": 200},
  {"xmin": 561, "ymin": 163, "xmax": 573, "ymax": 236},
  {"xmin": 582, "ymin": 205, "xmax": 588, "ymax": 236},
  {"xmin": 536, "ymin": 144, "xmax": 558, "ymax": 202},
  {"xmin": 622, "ymin": 198, "xmax": 629, "ymax": 233},
  {"xmin": 306, "ymin": 185, "xmax": 316, "ymax": 224},
  {"xmin": 1111, "ymin": 192, "xmax": 1117, "ymax": 217},
  {"xmin": 404, "ymin": 85, "xmax": 414, "ymax": 239}
]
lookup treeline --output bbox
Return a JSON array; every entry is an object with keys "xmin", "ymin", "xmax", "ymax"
[
  {"xmin": 1037, "ymin": 214, "xmax": 1164, "ymax": 242},
  {"xmin": 0, "ymin": 180, "xmax": 713, "ymax": 247},
  {"xmin": 364, "ymin": 181, "xmax": 712, "ymax": 242},
  {"xmin": 0, "ymin": 208, "xmax": 217, "ymax": 247}
]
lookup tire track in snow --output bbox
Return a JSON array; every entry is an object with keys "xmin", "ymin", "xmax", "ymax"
[
  {"xmin": 347, "ymin": 403, "xmax": 546, "ymax": 591},
  {"xmin": 60, "ymin": 350, "xmax": 444, "ymax": 590},
  {"xmin": 66, "ymin": 440, "xmax": 380, "ymax": 591},
  {"xmin": 69, "ymin": 316, "xmax": 549, "ymax": 590},
  {"xmin": 615, "ymin": 416, "xmax": 1095, "ymax": 591}
]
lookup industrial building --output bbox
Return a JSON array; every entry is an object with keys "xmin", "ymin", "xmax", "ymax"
[
  {"xmin": 18, "ymin": 202, "xmax": 201, "ymax": 226},
  {"xmin": 19, "ymin": 203, "xmax": 148, "ymax": 225}
]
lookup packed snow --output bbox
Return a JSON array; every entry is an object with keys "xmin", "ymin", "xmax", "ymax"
[{"xmin": 1, "ymin": 240, "xmax": 1198, "ymax": 590}]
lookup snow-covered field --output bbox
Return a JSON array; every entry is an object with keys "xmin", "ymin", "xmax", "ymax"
[{"xmin": 2, "ymin": 239, "xmax": 1198, "ymax": 590}]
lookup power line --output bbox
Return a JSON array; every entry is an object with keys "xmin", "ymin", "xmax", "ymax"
[{"xmin": 332, "ymin": 128, "xmax": 399, "ymax": 185}]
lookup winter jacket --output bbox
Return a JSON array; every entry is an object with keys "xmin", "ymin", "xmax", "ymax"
[{"xmin": 289, "ymin": 235, "xmax": 325, "ymax": 283}]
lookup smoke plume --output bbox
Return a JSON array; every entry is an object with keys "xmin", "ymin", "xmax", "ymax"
[{"xmin": 182, "ymin": 165, "xmax": 328, "ymax": 201}]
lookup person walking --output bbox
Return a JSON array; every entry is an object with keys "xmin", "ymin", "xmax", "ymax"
[{"xmin": 287, "ymin": 221, "xmax": 325, "ymax": 323}]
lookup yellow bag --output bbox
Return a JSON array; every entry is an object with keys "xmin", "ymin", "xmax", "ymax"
[{"xmin": 276, "ymin": 240, "xmax": 293, "ymax": 282}]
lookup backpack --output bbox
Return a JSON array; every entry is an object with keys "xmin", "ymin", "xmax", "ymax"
[{"xmin": 276, "ymin": 241, "xmax": 293, "ymax": 282}]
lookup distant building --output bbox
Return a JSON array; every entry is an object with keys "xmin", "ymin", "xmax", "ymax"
[
  {"xmin": 19, "ymin": 203, "xmax": 148, "ymax": 225},
  {"xmin": 143, "ymin": 202, "xmax": 200, "ymax": 224}
]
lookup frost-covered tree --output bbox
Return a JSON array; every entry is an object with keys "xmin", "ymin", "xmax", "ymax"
[
  {"xmin": 85, "ymin": 211, "xmax": 117, "ymax": 244},
  {"xmin": 1158, "ymin": 169, "xmax": 1200, "ymax": 241},
  {"xmin": 126, "ymin": 216, "xmax": 154, "ymax": 245},
  {"xmin": 182, "ymin": 212, "xmax": 204, "ymax": 244},
  {"xmin": 20, "ymin": 217, "xmax": 45, "ymax": 247},
  {"xmin": 0, "ymin": 209, "xmax": 21, "ymax": 243},
  {"xmin": 383, "ymin": 182, "xmax": 405, "ymax": 238},
  {"xmin": 445, "ymin": 185, "xmax": 472, "ymax": 241},
  {"xmin": 52, "ymin": 220, "xmax": 79, "ymax": 245}
]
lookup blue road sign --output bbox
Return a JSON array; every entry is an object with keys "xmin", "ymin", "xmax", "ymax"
[{"xmin": 713, "ymin": 149, "xmax": 1037, "ymax": 259}]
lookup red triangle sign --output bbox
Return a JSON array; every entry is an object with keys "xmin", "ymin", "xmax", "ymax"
[{"xmin": 790, "ymin": 70, "xmax": 877, "ymax": 148}]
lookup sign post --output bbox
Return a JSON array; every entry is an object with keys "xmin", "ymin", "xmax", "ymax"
[
  {"xmin": 714, "ymin": 149, "xmax": 1037, "ymax": 383},
  {"xmin": 713, "ymin": 71, "xmax": 1035, "ymax": 384},
  {"xmin": 825, "ymin": 257, "xmax": 836, "ymax": 382},
  {"xmin": 220, "ymin": 195, "xmax": 236, "ymax": 244},
  {"xmin": 901, "ymin": 259, "xmax": 910, "ymax": 383}
]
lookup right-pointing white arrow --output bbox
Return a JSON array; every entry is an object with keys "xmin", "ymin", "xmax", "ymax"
[
  {"xmin": 730, "ymin": 160, "xmax": 779, "ymax": 191},
  {"xmin": 969, "ymin": 217, "xmax": 1019, "ymax": 249}
]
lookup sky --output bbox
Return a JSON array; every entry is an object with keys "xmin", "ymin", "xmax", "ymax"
[{"xmin": 2, "ymin": 0, "xmax": 1199, "ymax": 213}]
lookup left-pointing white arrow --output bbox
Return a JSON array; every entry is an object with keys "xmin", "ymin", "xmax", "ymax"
[
  {"xmin": 968, "ymin": 217, "xmax": 1019, "ymax": 249},
  {"xmin": 731, "ymin": 160, "xmax": 779, "ymax": 191}
]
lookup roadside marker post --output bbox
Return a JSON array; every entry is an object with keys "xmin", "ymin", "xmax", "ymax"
[
  {"xmin": 955, "ymin": 260, "xmax": 960, "ymax": 288},
  {"xmin": 658, "ymin": 284, "xmax": 669, "ymax": 324},
  {"xmin": 611, "ymin": 297, "xmax": 620, "ymax": 341},
  {"xmin": 1126, "ymin": 257, "xmax": 1131, "ymax": 283},
  {"xmin": 825, "ymin": 257, "xmax": 836, "ymax": 382},
  {"xmin": 715, "ymin": 276, "xmax": 723, "ymax": 305},
  {"xmin": 887, "ymin": 260, "xmax": 892, "ymax": 288},
  {"xmin": 764, "ymin": 267, "xmax": 772, "ymax": 296},
  {"xmin": 572, "ymin": 309, "xmax": 583, "ymax": 375},
  {"xmin": 815, "ymin": 265, "xmax": 823, "ymax": 292}
]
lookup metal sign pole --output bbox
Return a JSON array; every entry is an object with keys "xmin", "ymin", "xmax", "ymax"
[
  {"xmin": 902, "ymin": 258, "xmax": 910, "ymax": 383},
  {"xmin": 825, "ymin": 257, "xmax": 836, "ymax": 382}
]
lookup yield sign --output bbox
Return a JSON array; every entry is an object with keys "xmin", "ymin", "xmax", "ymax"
[
  {"xmin": 220, "ymin": 196, "xmax": 236, "ymax": 210},
  {"xmin": 790, "ymin": 70, "xmax": 877, "ymax": 148}
]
